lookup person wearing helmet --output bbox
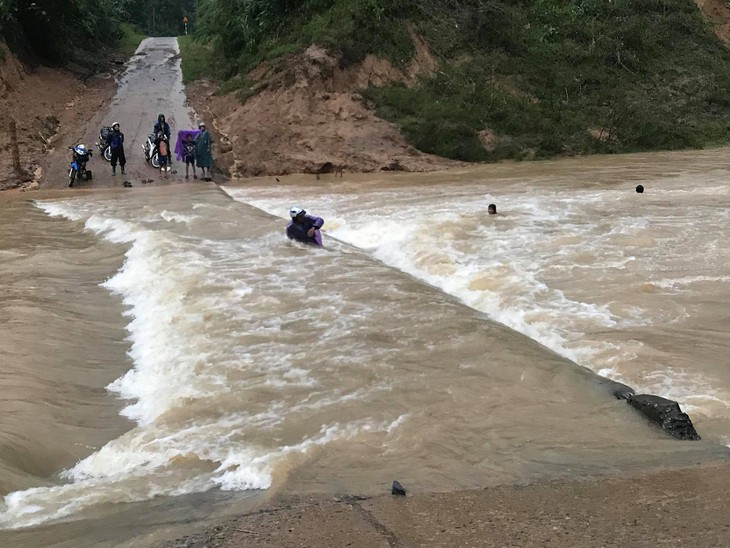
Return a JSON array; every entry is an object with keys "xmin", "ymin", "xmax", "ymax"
[
  {"xmin": 106, "ymin": 122, "xmax": 126, "ymax": 176},
  {"xmin": 286, "ymin": 206, "xmax": 324, "ymax": 246}
]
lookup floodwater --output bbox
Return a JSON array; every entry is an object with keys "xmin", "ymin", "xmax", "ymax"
[{"xmin": 0, "ymin": 37, "xmax": 729, "ymax": 547}]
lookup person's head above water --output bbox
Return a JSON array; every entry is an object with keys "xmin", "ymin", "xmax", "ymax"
[
  {"xmin": 488, "ymin": 203, "xmax": 497, "ymax": 215},
  {"xmin": 636, "ymin": 184, "xmax": 645, "ymax": 193},
  {"xmin": 289, "ymin": 206, "xmax": 305, "ymax": 219}
]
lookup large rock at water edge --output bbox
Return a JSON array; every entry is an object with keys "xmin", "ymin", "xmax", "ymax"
[{"xmin": 627, "ymin": 394, "xmax": 700, "ymax": 441}]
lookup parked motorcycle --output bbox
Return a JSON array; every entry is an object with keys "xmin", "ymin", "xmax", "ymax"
[
  {"xmin": 95, "ymin": 126, "xmax": 113, "ymax": 162},
  {"xmin": 142, "ymin": 133, "xmax": 161, "ymax": 168},
  {"xmin": 68, "ymin": 144, "xmax": 93, "ymax": 188}
]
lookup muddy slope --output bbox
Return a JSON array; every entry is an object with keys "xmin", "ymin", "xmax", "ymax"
[
  {"xmin": 186, "ymin": 43, "xmax": 461, "ymax": 178},
  {"xmin": 0, "ymin": 45, "xmax": 117, "ymax": 191}
]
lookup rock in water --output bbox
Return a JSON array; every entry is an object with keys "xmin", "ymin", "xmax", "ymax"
[
  {"xmin": 392, "ymin": 480, "xmax": 406, "ymax": 496},
  {"xmin": 627, "ymin": 394, "xmax": 701, "ymax": 440}
]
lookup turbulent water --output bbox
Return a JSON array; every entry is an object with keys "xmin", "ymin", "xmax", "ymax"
[
  {"xmin": 1, "ymin": 36, "xmax": 729, "ymax": 547},
  {"xmin": 228, "ymin": 153, "xmax": 730, "ymax": 432},
  {"xmin": 1, "ymin": 152, "xmax": 729, "ymax": 545}
]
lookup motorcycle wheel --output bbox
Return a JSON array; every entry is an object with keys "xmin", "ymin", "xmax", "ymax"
[
  {"xmin": 68, "ymin": 169, "xmax": 77, "ymax": 188},
  {"xmin": 151, "ymin": 152, "xmax": 160, "ymax": 169},
  {"xmin": 103, "ymin": 147, "xmax": 112, "ymax": 162}
]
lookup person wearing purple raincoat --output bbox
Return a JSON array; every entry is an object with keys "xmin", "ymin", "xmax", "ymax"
[{"xmin": 286, "ymin": 206, "xmax": 324, "ymax": 247}]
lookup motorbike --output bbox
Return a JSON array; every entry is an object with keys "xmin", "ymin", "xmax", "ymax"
[
  {"xmin": 95, "ymin": 126, "xmax": 113, "ymax": 162},
  {"xmin": 68, "ymin": 144, "xmax": 93, "ymax": 187},
  {"xmin": 142, "ymin": 133, "xmax": 161, "ymax": 168}
]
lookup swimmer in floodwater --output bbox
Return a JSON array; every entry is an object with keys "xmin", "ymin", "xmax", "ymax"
[
  {"xmin": 488, "ymin": 203, "xmax": 497, "ymax": 215},
  {"xmin": 286, "ymin": 206, "xmax": 324, "ymax": 246},
  {"xmin": 636, "ymin": 185, "xmax": 645, "ymax": 193}
]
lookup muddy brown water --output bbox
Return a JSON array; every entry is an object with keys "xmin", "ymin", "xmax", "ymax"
[{"xmin": 0, "ymin": 38, "xmax": 729, "ymax": 547}]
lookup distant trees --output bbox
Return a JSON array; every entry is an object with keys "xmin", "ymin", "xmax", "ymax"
[
  {"xmin": 0, "ymin": 0, "xmax": 196, "ymax": 63},
  {"xmin": 0, "ymin": 0, "xmax": 124, "ymax": 62},
  {"xmin": 124, "ymin": 0, "xmax": 197, "ymax": 37}
]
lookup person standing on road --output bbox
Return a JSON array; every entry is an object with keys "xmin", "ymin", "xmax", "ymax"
[
  {"xmin": 154, "ymin": 114, "xmax": 171, "ymax": 140},
  {"xmin": 195, "ymin": 122, "xmax": 213, "ymax": 180},
  {"xmin": 107, "ymin": 122, "xmax": 126, "ymax": 176},
  {"xmin": 183, "ymin": 133, "xmax": 197, "ymax": 179},
  {"xmin": 156, "ymin": 131, "xmax": 170, "ymax": 179},
  {"xmin": 154, "ymin": 114, "xmax": 172, "ymax": 170}
]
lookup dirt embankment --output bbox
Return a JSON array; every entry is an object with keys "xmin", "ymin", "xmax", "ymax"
[
  {"xmin": 186, "ymin": 37, "xmax": 462, "ymax": 178},
  {"xmin": 696, "ymin": 0, "xmax": 730, "ymax": 46},
  {"xmin": 0, "ymin": 44, "xmax": 117, "ymax": 192}
]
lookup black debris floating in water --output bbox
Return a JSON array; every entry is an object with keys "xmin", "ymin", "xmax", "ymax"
[{"xmin": 392, "ymin": 480, "xmax": 406, "ymax": 496}]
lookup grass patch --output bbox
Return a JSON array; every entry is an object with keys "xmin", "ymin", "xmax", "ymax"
[
  {"xmin": 178, "ymin": 35, "xmax": 215, "ymax": 83},
  {"xmin": 119, "ymin": 23, "xmax": 147, "ymax": 58},
  {"xmin": 364, "ymin": 0, "xmax": 730, "ymax": 161}
]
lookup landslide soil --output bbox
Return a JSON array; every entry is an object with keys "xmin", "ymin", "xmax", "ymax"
[
  {"xmin": 186, "ymin": 42, "xmax": 462, "ymax": 178},
  {"xmin": 0, "ymin": 45, "xmax": 119, "ymax": 192}
]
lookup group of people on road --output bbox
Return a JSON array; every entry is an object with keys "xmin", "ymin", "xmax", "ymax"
[{"xmin": 102, "ymin": 113, "xmax": 214, "ymax": 180}]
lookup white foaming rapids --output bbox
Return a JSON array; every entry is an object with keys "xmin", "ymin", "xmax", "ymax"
[
  {"xmin": 223, "ymin": 180, "xmax": 730, "ymax": 417},
  {"xmin": 0, "ymin": 198, "xmax": 401, "ymax": 529}
]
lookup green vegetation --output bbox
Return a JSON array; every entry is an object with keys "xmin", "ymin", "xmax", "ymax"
[
  {"xmin": 193, "ymin": 0, "xmax": 730, "ymax": 162},
  {"xmin": 123, "ymin": 0, "xmax": 196, "ymax": 37},
  {"xmin": 0, "ymin": 0, "xmax": 124, "ymax": 63},
  {"xmin": 0, "ymin": 0, "xmax": 192, "ymax": 65},
  {"xmin": 178, "ymin": 35, "xmax": 214, "ymax": 82},
  {"xmin": 195, "ymin": 0, "xmax": 417, "ymax": 77},
  {"xmin": 120, "ymin": 23, "xmax": 147, "ymax": 57},
  {"xmin": 365, "ymin": 0, "xmax": 730, "ymax": 161}
]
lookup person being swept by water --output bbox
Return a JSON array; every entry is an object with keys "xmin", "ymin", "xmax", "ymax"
[
  {"xmin": 286, "ymin": 206, "xmax": 324, "ymax": 247},
  {"xmin": 107, "ymin": 122, "xmax": 126, "ymax": 176}
]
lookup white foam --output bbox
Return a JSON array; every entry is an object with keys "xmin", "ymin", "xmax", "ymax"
[
  {"xmin": 1, "ymin": 197, "xmax": 400, "ymax": 529},
  {"xmin": 223, "ymin": 183, "xmax": 730, "ymax": 418}
]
